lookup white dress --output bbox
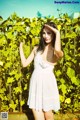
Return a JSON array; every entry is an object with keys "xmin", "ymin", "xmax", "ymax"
[{"xmin": 27, "ymin": 52, "xmax": 60, "ymax": 112}]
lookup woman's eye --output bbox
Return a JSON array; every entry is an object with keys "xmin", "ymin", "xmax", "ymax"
[
  {"xmin": 42, "ymin": 32, "xmax": 45, "ymax": 34},
  {"xmin": 42, "ymin": 31, "xmax": 52, "ymax": 35},
  {"xmin": 47, "ymin": 32, "xmax": 51, "ymax": 34}
]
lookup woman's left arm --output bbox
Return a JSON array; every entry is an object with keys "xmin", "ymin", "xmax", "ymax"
[{"xmin": 54, "ymin": 30, "xmax": 63, "ymax": 58}]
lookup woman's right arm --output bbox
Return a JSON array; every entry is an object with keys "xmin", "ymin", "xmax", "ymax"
[
  {"xmin": 19, "ymin": 42, "xmax": 36, "ymax": 67},
  {"xmin": 44, "ymin": 24, "xmax": 63, "ymax": 59}
]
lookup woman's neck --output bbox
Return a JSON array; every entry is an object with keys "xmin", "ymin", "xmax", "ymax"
[{"xmin": 45, "ymin": 44, "xmax": 53, "ymax": 49}]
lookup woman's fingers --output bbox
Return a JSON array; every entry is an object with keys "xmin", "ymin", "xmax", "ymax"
[{"xmin": 44, "ymin": 24, "xmax": 59, "ymax": 34}]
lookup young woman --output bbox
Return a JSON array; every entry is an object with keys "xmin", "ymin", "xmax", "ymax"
[{"xmin": 20, "ymin": 22, "xmax": 63, "ymax": 120}]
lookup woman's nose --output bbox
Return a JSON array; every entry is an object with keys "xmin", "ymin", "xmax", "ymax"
[{"xmin": 45, "ymin": 33, "xmax": 48, "ymax": 37}]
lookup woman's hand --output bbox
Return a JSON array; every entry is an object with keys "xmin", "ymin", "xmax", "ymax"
[{"xmin": 44, "ymin": 24, "xmax": 60, "ymax": 35}]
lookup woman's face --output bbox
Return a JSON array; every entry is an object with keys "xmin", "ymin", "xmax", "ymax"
[{"xmin": 42, "ymin": 27, "xmax": 54, "ymax": 44}]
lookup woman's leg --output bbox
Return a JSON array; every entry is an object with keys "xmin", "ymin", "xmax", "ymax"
[
  {"xmin": 44, "ymin": 110, "xmax": 54, "ymax": 120},
  {"xmin": 32, "ymin": 109, "xmax": 45, "ymax": 120}
]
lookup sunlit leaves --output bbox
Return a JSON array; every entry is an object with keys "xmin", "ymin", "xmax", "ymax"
[
  {"xmin": 57, "ymin": 25, "xmax": 61, "ymax": 30},
  {"xmin": 0, "ymin": 88, "xmax": 6, "ymax": 94},
  {"xmin": 55, "ymin": 70, "xmax": 62, "ymax": 77},
  {"xmin": 65, "ymin": 98, "xmax": 71, "ymax": 104},
  {"xmin": 13, "ymin": 87, "xmax": 22, "ymax": 94},
  {"xmin": 20, "ymin": 100, "xmax": 25, "ymax": 106},
  {"xmin": 67, "ymin": 67, "xmax": 75, "ymax": 78},
  {"xmin": 15, "ymin": 73, "xmax": 22, "ymax": 81},
  {"xmin": 0, "ymin": 35, "xmax": 7, "ymax": 46},
  {"xmin": 60, "ymin": 95, "xmax": 65, "ymax": 102},
  {"xmin": 59, "ymin": 83, "xmax": 67, "ymax": 95},
  {"xmin": 0, "ymin": 61, "xmax": 3, "ymax": 66},
  {"xmin": 24, "ymin": 84, "xmax": 27, "ymax": 90},
  {"xmin": 4, "ymin": 62, "xmax": 12, "ymax": 69},
  {"xmin": 9, "ymin": 70, "xmax": 22, "ymax": 81},
  {"xmin": 66, "ymin": 67, "xmax": 79, "ymax": 85},
  {"xmin": 6, "ymin": 31, "xmax": 14, "ymax": 39},
  {"xmin": 32, "ymin": 37, "xmax": 39, "ymax": 46},
  {"xmin": 7, "ymin": 77, "xmax": 15, "ymax": 84},
  {"xmin": 66, "ymin": 32, "xmax": 76, "ymax": 39},
  {"xmin": 23, "ymin": 44, "xmax": 30, "ymax": 57},
  {"xmin": 54, "ymin": 15, "xmax": 80, "ymax": 112},
  {"xmin": 9, "ymin": 100, "xmax": 17, "ymax": 111}
]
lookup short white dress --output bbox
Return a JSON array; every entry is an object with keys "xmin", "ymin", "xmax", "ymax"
[{"xmin": 27, "ymin": 52, "xmax": 60, "ymax": 112}]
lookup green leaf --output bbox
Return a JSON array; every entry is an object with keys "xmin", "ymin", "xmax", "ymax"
[
  {"xmin": 7, "ymin": 77, "xmax": 14, "ymax": 84},
  {"xmin": 15, "ymin": 73, "xmax": 22, "ymax": 80},
  {"xmin": 0, "ymin": 88, "xmax": 6, "ymax": 93},
  {"xmin": 20, "ymin": 100, "xmax": 25, "ymax": 106},
  {"xmin": 24, "ymin": 84, "xmax": 27, "ymax": 90},
  {"xmin": 0, "ymin": 61, "xmax": 3, "ymax": 66},
  {"xmin": 4, "ymin": 62, "xmax": 12, "ymax": 69},
  {"xmin": 71, "ymin": 76, "xmax": 79, "ymax": 85},
  {"xmin": 59, "ymin": 83, "xmax": 67, "ymax": 95},
  {"xmin": 55, "ymin": 70, "xmax": 61, "ymax": 77},
  {"xmin": 60, "ymin": 78, "xmax": 65, "ymax": 84},
  {"xmin": 67, "ymin": 67, "xmax": 75, "ymax": 78},
  {"xmin": 60, "ymin": 95, "xmax": 65, "ymax": 102},
  {"xmin": 9, "ymin": 100, "xmax": 16, "ymax": 110},
  {"xmin": 23, "ymin": 45, "xmax": 30, "ymax": 57},
  {"xmin": 65, "ymin": 98, "xmax": 71, "ymax": 104},
  {"xmin": 0, "ymin": 35, "xmax": 7, "ymax": 46},
  {"xmin": 6, "ymin": 31, "xmax": 14, "ymax": 39},
  {"xmin": 13, "ymin": 87, "xmax": 22, "ymax": 94}
]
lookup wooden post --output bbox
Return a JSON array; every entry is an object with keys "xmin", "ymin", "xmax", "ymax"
[
  {"xmin": 0, "ymin": 79, "xmax": 2, "ymax": 110},
  {"xmin": 9, "ymin": 84, "xmax": 13, "ymax": 112},
  {"xmin": 18, "ymin": 79, "xmax": 22, "ymax": 112}
]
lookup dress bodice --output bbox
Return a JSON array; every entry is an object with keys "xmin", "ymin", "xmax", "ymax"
[{"xmin": 34, "ymin": 52, "xmax": 54, "ymax": 70}]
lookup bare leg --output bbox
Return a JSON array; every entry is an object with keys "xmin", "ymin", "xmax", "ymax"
[
  {"xmin": 32, "ymin": 109, "xmax": 45, "ymax": 120},
  {"xmin": 44, "ymin": 110, "xmax": 54, "ymax": 120}
]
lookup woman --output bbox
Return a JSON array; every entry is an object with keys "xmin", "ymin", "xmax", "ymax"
[{"xmin": 20, "ymin": 21, "xmax": 63, "ymax": 120}]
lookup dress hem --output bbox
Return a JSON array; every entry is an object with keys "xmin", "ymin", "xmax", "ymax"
[{"xmin": 27, "ymin": 104, "xmax": 60, "ymax": 112}]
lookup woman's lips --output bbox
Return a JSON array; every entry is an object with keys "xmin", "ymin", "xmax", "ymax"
[{"xmin": 45, "ymin": 38, "xmax": 49, "ymax": 41}]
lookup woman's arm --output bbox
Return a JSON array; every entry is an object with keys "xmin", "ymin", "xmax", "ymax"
[
  {"xmin": 45, "ymin": 24, "xmax": 63, "ymax": 58},
  {"xmin": 19, "ymin": 42, "xmax": 37, "ymax": 67},
  {"xmin": 54, "ymin": 31, "xmax": 63, "ymax": 58}
]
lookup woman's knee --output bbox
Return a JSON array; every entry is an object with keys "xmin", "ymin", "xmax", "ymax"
[
  {"xmin": 32, "ymin": 109, "xmax": 45, "ymax": 120},
  {"xmin": 44, "ymin": 110, "xmax": 54, "ymax": 120}
]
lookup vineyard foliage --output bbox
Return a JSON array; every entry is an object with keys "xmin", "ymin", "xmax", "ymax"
[{"xmin": 0, "ymin": 13, "xmax": 80, "ymax": 113}]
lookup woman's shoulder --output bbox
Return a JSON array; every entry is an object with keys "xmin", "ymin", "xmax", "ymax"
[{"xmin": 33, "ymin": 44, "xmax": 38, "ymax": 50}]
